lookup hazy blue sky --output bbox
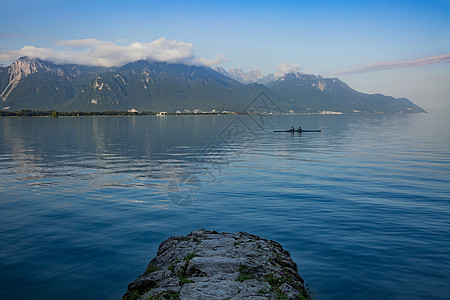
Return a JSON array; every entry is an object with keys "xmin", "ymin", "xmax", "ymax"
[{"xmin": 0, "ymin": 0, "xmax": 449, "ymax": 112}]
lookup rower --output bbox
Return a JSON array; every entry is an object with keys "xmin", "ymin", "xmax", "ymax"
[
  {"xmin": 291, "ymin": 126, "xmax": 295, "ymax": 132},
  {"xmin": 298, "ymin": 126, "xmax": 302, "ymax": 131}
]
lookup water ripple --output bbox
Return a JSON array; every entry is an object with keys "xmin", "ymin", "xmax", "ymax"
[{"xmin": 0, "ymin": 114, "xmax": 449, "ymax": 300}]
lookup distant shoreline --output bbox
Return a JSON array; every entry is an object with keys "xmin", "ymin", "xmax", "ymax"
[
  {"xmin": 0, "ymin": 110, "xmax": 235, "ymax": 117},
  {"xmin": 0, "ymin": 109, "xmax": 426, "ymax": 117}
]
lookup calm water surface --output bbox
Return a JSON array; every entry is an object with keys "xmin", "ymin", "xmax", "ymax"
[{"xmin": 0, "ymin": 113, "xmax": 449, "ymax": 299}]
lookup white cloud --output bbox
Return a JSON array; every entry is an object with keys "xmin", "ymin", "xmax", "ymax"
[
  {"xmin": 334, "ymin": 54, "xmax": 450, "ymax": 75},
  {"xmin": 275, "ymin": 63, "xmax": 301, "ymax": 76},
  {"xmin": 0, "ymin": 38, "xmax": 228, "ymax": 67},
  {"xmin": 193, "ymin": 53, "xmax": 228, "ymax": 67}
]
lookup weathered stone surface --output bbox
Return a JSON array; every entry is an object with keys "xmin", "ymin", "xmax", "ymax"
[{"xmin": 123, "ymin": 229, "xmax": 311, "ymax": 300}]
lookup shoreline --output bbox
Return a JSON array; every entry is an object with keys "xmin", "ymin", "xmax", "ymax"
[{"xmin": 0, "ymin": 110, "xmax": 427, "ymax": 117}]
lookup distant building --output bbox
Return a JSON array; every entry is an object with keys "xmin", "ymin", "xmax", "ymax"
[
  {"xmin": 320, "ymin": 111, "xmax": 342, "ymax": 115},
  {"xmin": 157, "ymin": 111, "xmax": 167, "ymax": 116}
]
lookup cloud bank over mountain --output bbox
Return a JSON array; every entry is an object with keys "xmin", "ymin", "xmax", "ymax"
[
  {"xmin": 0, "ymin": 38, "xmax": 228, "ymax": 67},
  {"xmin": 275, "ymin": 63, "xmax": 301, "ymax": 76}
]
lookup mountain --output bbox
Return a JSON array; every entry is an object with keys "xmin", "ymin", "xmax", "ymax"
[
  {"xmin": 0, "ymin": 57, "xmax": 266, "ymax": 112},
  {"xmin": 60, "ymin": 60, "xmax": 261, "ymax": 112},
  {"xmin": 216, "ymin": 68, "xmax": 426, "ymax": 114},
  {"xmin": 263, "ymin": 73, "xmax": 425, "ymax": 113},
  {"xmin": 214, "ymin": 67, "xmax": 274, "ymax": 84},
  {"xmin": 0, "ymin": 57, "xmax": 110, "ymax": 110},
  {"xmin": 0, "ymin": 57, "xmax": 425, "ymax": 113}
]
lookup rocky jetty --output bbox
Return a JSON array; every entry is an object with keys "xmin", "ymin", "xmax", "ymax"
[{"xmin": 123, "ymin": 229, "xmax": 311, "ymax": 300}]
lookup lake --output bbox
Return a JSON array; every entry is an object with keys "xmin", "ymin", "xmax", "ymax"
[{"xmin": 0, "ymin": 113, "xmax": 449, "ymax": 299}]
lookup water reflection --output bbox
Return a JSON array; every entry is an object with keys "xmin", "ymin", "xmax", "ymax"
[
  {"xmin": 1, "ymin": 114, "xmax": 437, "ymax": 201},
  {"xmin": 0, "ymin": 116, "xmax": 248, "ymax": 205},
  {"xmin": 1, "ymin": 113, "xmax": 450, "ymax": 300}
]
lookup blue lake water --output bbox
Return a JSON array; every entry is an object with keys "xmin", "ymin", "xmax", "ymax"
[{"xmin": 0, "ymin": 113, "xmax": 449, "ymax": 299}]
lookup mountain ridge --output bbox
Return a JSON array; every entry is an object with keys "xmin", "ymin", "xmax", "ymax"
[
  {"xmin": 59, "ymin": 60, "xmax": 262, "ymax": 112},
  {"xmin": 0, "ymin": 57, "xmax": 425, "ymax": 113},
  {"xmin": 264, "ymin": 72, "xmax": 425, "ymax": 113}
]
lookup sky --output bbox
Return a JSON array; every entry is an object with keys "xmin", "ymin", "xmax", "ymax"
[{"xmin": 0, "ymin": 0, "xmax": 449, "ymax": 112}]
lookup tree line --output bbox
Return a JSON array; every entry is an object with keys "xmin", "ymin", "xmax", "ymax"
[
  {"xmin": 0, "ymin": 110, "xmax": 242, "ymax": 117},
  {"xmin": 0, "ymin": 110, "xmax": 157, "ymax": 117}
]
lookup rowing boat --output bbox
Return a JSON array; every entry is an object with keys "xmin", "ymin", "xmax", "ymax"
[{"xmin": 273, "ymin": 130, "xmax": 321, "ymax": 132}]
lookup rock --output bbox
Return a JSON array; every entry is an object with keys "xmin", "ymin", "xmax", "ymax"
[{"xmin": 123, "ymin": 229, "xmax": 311, "ymax": 300}]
